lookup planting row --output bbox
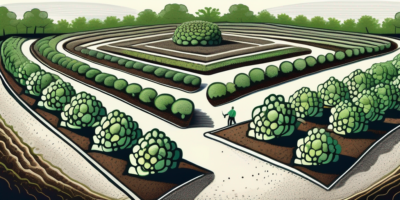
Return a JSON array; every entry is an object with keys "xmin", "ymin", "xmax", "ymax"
[
  {"xmin": 35, "ymin": 37, "xmax": 194, "ymax": 125},
  {"xmin": 79, "ymin": 47, "xmax": 202, "ymax": 88},
  {"xmin": 207, "ymin": 49, "xmax": 376, "ymax": 105},
  {"xmin": 247, "ymin": 52, "xmax": 400, "ymax": 166},
  {"xmin": 1, "ymin": 36, "xmax": 183, "ymax": 177}
]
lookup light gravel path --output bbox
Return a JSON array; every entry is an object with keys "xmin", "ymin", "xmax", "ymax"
[{"xmin": 13, "ymin": 31, "xmax": 400, "ymax": 200}]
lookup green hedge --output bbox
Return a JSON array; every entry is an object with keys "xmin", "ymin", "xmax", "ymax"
[
  {"xmin": 265, "ymin": 65, "xmax": 279, "ymax": 78},
  {"xmin": 305, "ymin": 56, "xmax": 317, "ymax": 67},
  {"xmin": 280, "ymin": 61, "xmax": 294, "ymax": 74},
  {"xmin": 335, "ymin": 51, "xmax": 346, "ymax": 61},
  {"xmin": 85, "ymin": 69, "xmax": 101, "ymax": 79},
  {"xmin": 317, "ymin": 55, "xmax": 326, "ymax": 64},
  {"xmin": 114, "ymin": 79, "xmax": 128, "ymax": 91},
  {"xmin": 154, "ymin": 94, "xmax": 175, "ymax": 111},
  {"xmin": 139, "ymin": 88, "xmax": 158, "ymax": 103},
  {"xmin": 208, "ymin": 82, "xmax": 227, "ymax": 99},
  {"xmin": 294, "ymin": 59, "xmax": 306, "ymax": 71},
  {"xmin": 143, "ymin": 65, "xmax": 157, "ymax": 73},
  {"xmin": 125, "ymin": 83, "xmax": 142, "ymax": 97},
  {"xmin": 234, "ymin": 73, "xmax": 251, "ymax": 89},
  {"xmin": 326, "ymin": 53, "xmax": 335, "ymax": 62}
]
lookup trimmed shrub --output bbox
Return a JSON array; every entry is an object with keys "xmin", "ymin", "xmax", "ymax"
[
  {"xmin": 85, "ymin": 69, "xmax": 101, "ymax": 79},
  {"xmin": 110, "ymin": 56, "xmax": 120, "ymax": 63},
  {"xmin": 165, "ymin": 71, "xmax": 177, "ymax": 79},
  {"xmin": 96, "ymin": 52, "xmax": 105, "ymax": 59},
  {"xmin": 173, "ymin": 73, "xmax": 187, "ymax": 82},
  {"xmin": 265, "ymin": 65, "xmax": 279, "ymax": 78},
  {"xmin": 317, "ymin": 55, "xmax": 326, "ymax": 64},
  {"xmin": 43, "ymin": 48, "xmax": 54, "ymax": 57},
  {"xmin": 234, "ymin": 73, "xmax": 251, "ymax": 89},
  {"xmin": 47, "ymin": 52, "xmax": 58, "ymax": 60},
  {"xmin": 125, "ymin": 61, "xmax": 135, "ymax": 68},
  {"xmin": 71, "ymin": 62, "xmax": 85, "ymax": 72},
  {"xmin": 80, "ymin": 49, "xmax": 90, "ymax": 54},
  {"xmin": 114, "ymin": 79, "xmax": 128, "ymax": 91},
  {"xmin": 39, "ymin": 44, "xmax": 50, "ymax": 54},
  {"xmin": 305, "ymin": 56, "xmax": 317, "ymax": 67},
  {"xmin": 61, "ymin": 59, "xmax": 73, "ymax": 68},
  {"xmin": 249, "ymin": 68, "xmax": 265, "ymax": 83},
  {"xmin": 154, "ymin": 68, "xmax": 168, "ymax": 77},
  {"xmin": 52, "ymin": 53, "xmax": 66, "ymax": 63},
  {"xmin": 95, "ymin": 73, "xmax": 112, "ymax": 84},
  {"xmin": 133, "ymin": 62, "xmax": 146, "ymax": 70},
  {"xmin": 143, "ymin": 65, "xmax": 157, "ymax": 73},
  {"xmin": 326, "ymin": 53, "xmax": 335, "ymax": 62},
  {"xmin": 226, "ymin": 82, "xmax": 236, "ymax": 94},
  {"xmin": 104, "ymin": 76, "xmax": 117, "ymax": 87},
  {"xmin": 353, "ymin": 49, "xmax": 360, "ymax": 56},
  {"xmin": 335, "ymin": 51, "xmax": 346, "ymax": 60},
  {"xmin": 118, "ymin": 59, "xmax": 128, "ymax": 66},
  {"xmin": 154, "ymin": 94, "xmax": 175, "ymax": 111},
  {"xmin": 207, "ymin": 82, "xmax": 227, "ymax": 99},
  {"xmin": 171, "ymin": 99, "xmax": 194, "ymax": 119},
  {"xmin": 173, "ymin": 21, "xmax": 222, "ymax": 46},
  {"xmin": 125, "ymin": 83, "xmax": 142, "ymax": 97},
  {"xmin": 66, "ymin": 60, "xmax": 78, "ymax": 70},
  {"xmin": 88, "ymin": 50, "xmax": 98, "ymax": 57},
  {"xmin": 280, "ymin": 61, "xmax": 294, "ymax": 74},
  {"xmin": 104, "ymin": 55, "xmax": 112, "ymax": 61},
  {"xmin": 183, "ymin": 75, "xmax": 196, "ymax": 85},
  {"xmin": 77, "ymin": 65, "xmax": 91, "ymax": 75},
  {"xmin": 293, "ymin": 59, "xmax": 307, "ymax": 71},
  {"xmin": 191, "ymin": 77, "xmax": 201, "ymax": 86},
  {"xmin": 58, "ymin": 57, "xmax": 71, "ymax": 65},
  {"xmin": 139, "ymin": 88, "xmax": 157, "ymax": 103},
  {"xmin": 345, "ymin": 49, "xmax": 353, "ymax": 58}
]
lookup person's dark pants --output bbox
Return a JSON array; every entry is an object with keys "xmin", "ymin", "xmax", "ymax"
[{"xmin": 228, "ymin": 117, "xmax": 236, "ymax": 126}]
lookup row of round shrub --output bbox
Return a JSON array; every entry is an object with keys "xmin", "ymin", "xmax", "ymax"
[
  {"xmin": 4, "ymin": 37, "xmax": 184, "ymax": 177},
  {"xmin": 80, "ymin": 48, "xmax": 201, "ymax": 88},
  {"xmin": 207, "ymin": 48, "xmax": 365, "ymax": 100},
  {"xmin": 36, "ymin": 38, "xmax": 195, "ymax": 120}
]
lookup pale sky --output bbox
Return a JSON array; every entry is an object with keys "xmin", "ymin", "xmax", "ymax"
[{"xmin": 2, "ymin": 0, "xmax": 399, "ymax": 15}]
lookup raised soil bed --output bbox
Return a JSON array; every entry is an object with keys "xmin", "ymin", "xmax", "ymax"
[
  {"xmin": 204, "ymin": 109, "xmax": 400, "ymax": 189},
  {"xmin": 0, "ymin": 55, "xmax": 214, "ymax": 200},
  {"xmin": 207, "ymin": 40, "xmax": 398, "ymax": 106},
  {"xmin": 32, "ymin": 41, "xmax": 193, "ymax": 128}
]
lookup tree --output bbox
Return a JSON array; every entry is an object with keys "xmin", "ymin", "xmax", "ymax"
[
  {"xmin": 195, "ymin": 7, "xmax": 221, "ymax": 22},
  {"xmin": 136, "ymin": 9, "xmax": 158, "ymax": 25},
  {"xmin": 104, "ymin": 16, "xmax": 120, "ymax": 28},
  {"xmin": 256, "ymin": 10, "xmax": 276, "ymax": 23},
  {"xmin": 87, "ymin": 18, "xmax": 103, "ymax": 30},
  {"xmin": 393, "ymin": 12, "xmax": 400, "ymax": 34},
  {"xmin": 381, "ymin": 18, "xmax": 395, "ymax": 34},
  {"xmin": 71, "ymin": 17, "xmax": 87, "ymax": 31},
  {"xmin": 277, "ymin": 14, "xmax": 293, "ymax": 25},
  {"xmin": 357, "ymin": 15, "xmax": 379, "ymax": 33},
  {"xmin": 222, "ymin": 4, "xmax": 255, "ymax": 22},
  {"xmin": 293, "ymin": 15, "xmax": 309, "ymax": 26},
  {"xmin": 0, "ymin": 6, "xmax": 18, "ymax": 36},
  {"xmin": 121, "ymin": 15, "xmax": 135, "ymax": 26},
  {"xmin": 310, "ymin": 16, "xmax": 326, "ymax": 29},
  {"xmin": 342, "ymin": 19, "xmax": 356, "ymax": 32},
  {"xmin": 21, "ymin": 8, "xmax": 52, "ymax": 34},
  {"xmin": 56, "ymin": 19, "xmax": 70, "ymax": 33},
  {"xmin": 158, "ymin": 4, "xmax": 194, "ymax": 24},
  {"xmin": 326, "ymin": 18, "xmax": 341, "ymax": 30}
]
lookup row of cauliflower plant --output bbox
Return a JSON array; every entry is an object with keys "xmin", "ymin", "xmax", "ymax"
[
  {"xmin": 207, "ymin": 47, "xmax": 388, "ymax": 100},
  {"xmin": 247, "ymin": 53, "xmax": 400, "ymax": 166},
  {"xmin": 1, "ymin": 36, "xmax": 182, "ymax": 176},
  {"xmin": 35, "ymin": 36, "xmax": 194, "ymax": 121},
  {"xmin": 79, "ymin": 48, "xmax": 202, "ymax": 88}
]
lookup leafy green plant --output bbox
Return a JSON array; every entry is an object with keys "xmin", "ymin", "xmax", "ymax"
[
  {"xmin": 207, "ymin": 82, "xmax": 227, "ymax": 99},
  {"xmin": 234, "ymin": 73, "xmax": 250, "ymax": 89},
  {"xmin": 171, "ymin": 99, "xmax": 194, "ymax": 119}
]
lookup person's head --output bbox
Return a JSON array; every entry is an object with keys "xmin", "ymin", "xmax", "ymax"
[{"xmin": 232, "ymin": 106, "xmax": 234, "ymax": 110}]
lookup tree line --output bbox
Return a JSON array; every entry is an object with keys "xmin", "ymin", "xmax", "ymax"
[{"xmin": 1, "ymin": 4, "xmax": 400, "ymax": 36}]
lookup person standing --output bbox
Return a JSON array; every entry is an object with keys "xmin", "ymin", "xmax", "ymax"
[{"xmin": 223, "ymin": 107, "xmax": 236, "ymax": 126}]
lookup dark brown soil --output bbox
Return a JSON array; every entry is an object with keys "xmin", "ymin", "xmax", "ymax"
[
  {"xmin": 208, "ymin": 40, "xmax": 398, "ymax": 106},
  {"xmin": 32, "ymin": 42, "xmax": 193, "ymax": 128},
  {"xmin": 0, "ymin": 51, "xmax": 214, "ymax": 200},
  {"xmin": 209, "ymin": 115, "xmax": 400, "ymax": 187},
  {"xmin": 127, "ymin": 42, "xmax": 290, "ymax": 62},
  {"xmin": 20, "ymin": 94, "xmax": 36, "ymax": 106},
  {"xmin": 97, "ymin": 46, "xmax": 311, "ymax": 75},
  {"xmin": 110, "ymin": 34, "xmax": 173, "ymax": 46},
  {"xmin": 67, "ymin": 46, "xmax": 200, "ymax": 92}
]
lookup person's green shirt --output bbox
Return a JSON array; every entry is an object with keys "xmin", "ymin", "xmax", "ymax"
[{"xmin": 227, "ymin": 109, "xmax": 236, "ymax": 117}]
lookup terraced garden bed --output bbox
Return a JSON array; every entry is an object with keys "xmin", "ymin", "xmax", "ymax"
[
  {"xmin": 204, "ymin": 109, "xmax": 400, "ymax": 189},
  {"xmin": 31, "ymin": 41, "xmax": 194, "ymax": 128},
  {"xmin": 0, "ymin": 55, "xmax": 214, "ymax": 200}
]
